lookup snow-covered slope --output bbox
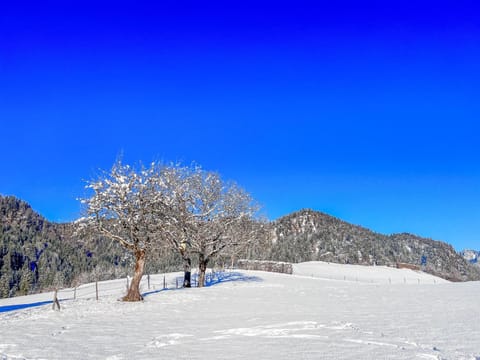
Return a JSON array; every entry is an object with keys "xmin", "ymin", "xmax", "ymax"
[
  {"xmin": 293, "ymin": 261, "xmax": 449, "ymax": 284},
  {"xmin": 0, "ymin": 264, "xmax": 479, "ymax": 360}
]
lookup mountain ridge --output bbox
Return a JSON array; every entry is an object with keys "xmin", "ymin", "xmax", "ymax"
[
  {"xmin": 265, "ymin": 208, "xmax": 480, "ymax": 281},
  {"xmin": 1, "ymin": 197, "xmax": 479, "ymax": 299}
]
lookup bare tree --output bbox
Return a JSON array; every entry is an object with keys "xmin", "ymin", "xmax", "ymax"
[
  {"xmin": 152, "ymin": 165, "xmax": 198, "ymax": 288},
  {"xmin": 185, "ymin": 171, "xmax": 259, "ymax": 287},
  {"xmin": 222, "ymin": 216, "xmax": 271, "ymax": 268},
  {"xmin": 150, "ymin": 165, "xmax": 261, "ymax": 287},
  {"xmin": 79, "ymin": 161, "xmax": 166, "ymax": 301}
]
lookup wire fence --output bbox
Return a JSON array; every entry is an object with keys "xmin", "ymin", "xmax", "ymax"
[
  {"xmin": 56, "ymin": 272, "xmax": 185, "ymax": 302},
  {"xmin": 0, "ymin": 266, "xmax": 445, "ymax": 314},
  {"xmin": 1, "ymin": 272, "xmax": 185, "ymax": 313},
  {"xmin": 298, "ymin": 273, "xmax": 442, "ymax": 285},
  {"xmin": 292, "ymin": 266, "xmax": 447, "ymax": 285},
  {"xmin": 54, "ymin": 269, "xmax": 236, "ymax": 304},
  {"xmin": 1, "ymin": 269, "xmax": 250, "ymax": 313}
]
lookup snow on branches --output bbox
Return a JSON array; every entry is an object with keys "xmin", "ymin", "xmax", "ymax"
[{"xmin": 78, "ymin": 160, "xmax": 260, "ymax": 298}]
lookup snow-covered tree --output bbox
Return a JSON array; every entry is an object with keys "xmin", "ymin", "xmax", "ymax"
[
  {"xmin": 184, "ymin": 171, "xmax": 259, "ymax": 287},
  {"xmin": 149, "ymin": 164, "xmax": 197, "ymax": 287},
  {"xmin": 222, "ymin": 216, "xmax": 271, "ymax": 267},
  {"xmin": 79, "ymin": 160, "xmax": 261, "ymax": 298},
  {"xmin": 148, "ymin": 164, "xmax": 261, "ymax": 288},
  {"xmin": 79, "ymin": 161, "xmax": 168, "ymax": 301}
]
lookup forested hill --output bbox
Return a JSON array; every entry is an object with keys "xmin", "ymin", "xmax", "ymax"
[
  {"xmin": 1, "ymin": 196, "xmax": 479, "ymax": 299},
  {"xmin": 265, "ymin": 209, "xmax": 480, "ymax": 282},
  {"xmin": 0, "ymin": 196, "xmax": 139, "ymax": 298},
  {"xmin": 0, "ymin": 195, "xmax": 88, "ymax": 297}
]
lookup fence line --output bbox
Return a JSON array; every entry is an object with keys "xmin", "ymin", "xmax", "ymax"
[
  {"xmin": 1, "ymin": 267, "xmax": 443, "ymax": 314},
  {"xmin": 54, "ymin": 273, "xmax": 184, "ymax": 303},
  {"xmin": 55, "ymin": 270, "xmax": 226, "ymax": 303},
  {"xmin": 299, "ymin": 272, "xmax": 441, "ymax": 285}
]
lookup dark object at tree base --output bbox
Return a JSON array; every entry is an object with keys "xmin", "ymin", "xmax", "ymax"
[{"xmin": 184, "ymin": 271, "xmax": 191, "ymax": 288}]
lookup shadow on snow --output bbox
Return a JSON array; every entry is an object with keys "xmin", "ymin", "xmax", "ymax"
[
  {"xmin": 203, "ymin": 271, "xmax": 263, "ymax": 287},
  {"xmin": 0, "ymin": 300, "xmax": 53, "ymax": 313},
  {"xmin": 142, "ymin": 271, "xmax": 262, "ymax": 297},
  {"xmin": 0, "ymin": 272, "xmax": 262, "ymax": 310}
]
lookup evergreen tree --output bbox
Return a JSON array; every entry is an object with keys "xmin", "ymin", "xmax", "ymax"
[
  {"xmin": 18, "ymin": 262, "xmax": 33, "ymax": 295},
  {"xmin": 0, "ymin": 274, "xmax": 10, "ymax": 298}
]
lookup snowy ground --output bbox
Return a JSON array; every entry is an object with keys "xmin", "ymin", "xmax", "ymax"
[
  {"xmin": 293, "ymin": 261, "xmax": 449, "ymax": 284},
  {"xmin": 0, "ymin": 262, "xmax": 479, "ymax": 360}
]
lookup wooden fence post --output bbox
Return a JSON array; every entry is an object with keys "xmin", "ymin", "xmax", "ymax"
[{"xmin": 52, "ymin": 289, "xmax": 61, "ymax": 311}]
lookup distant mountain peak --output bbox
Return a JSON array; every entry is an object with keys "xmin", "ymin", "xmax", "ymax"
[{"xmin": 460, "ymin": 249, "xmax": 479, "ymax": 265}]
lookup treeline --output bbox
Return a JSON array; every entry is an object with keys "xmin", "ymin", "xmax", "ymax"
[
  {"xmin": 0, "ymin": 196, "xmax": 183, "ymax": 298},
  {"xmin": 0, "ymin": 196, "xmax": 78, "ymax": 297}
]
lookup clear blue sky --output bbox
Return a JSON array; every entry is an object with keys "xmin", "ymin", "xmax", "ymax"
[{"xmin": 1, "ymin": 1, "xmax": 479, "ymax": 250}]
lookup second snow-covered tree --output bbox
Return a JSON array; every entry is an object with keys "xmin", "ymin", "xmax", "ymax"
[{"xmin": 184, "ymin": 170, "xmax": 259, "ymax": 287}]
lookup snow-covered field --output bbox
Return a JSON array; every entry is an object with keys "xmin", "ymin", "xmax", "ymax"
[{"xmin": 0, "ymin": 262, "xmax": 479, "ymax": 360}]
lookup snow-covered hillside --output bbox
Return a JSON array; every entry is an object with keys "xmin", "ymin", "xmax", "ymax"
[
  {"xmin": 293, "ymin": 261, "xmax": 449, "ymax": 284},
  {"xmin": 0, "ymin": 263, "xmax": 479, "ymax": 360}
]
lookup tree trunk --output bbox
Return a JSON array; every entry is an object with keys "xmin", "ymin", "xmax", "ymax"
[
  {"xmin": 198, "ymin": 254, "xmax": 209, "ymax": 288},
  {"xmin": 123, "ymin": 249, "xmax": 145, "ymax": 302},
  {"xmin": 181, "ymin": 251, "xmax": 191, "ymax": 288}
]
